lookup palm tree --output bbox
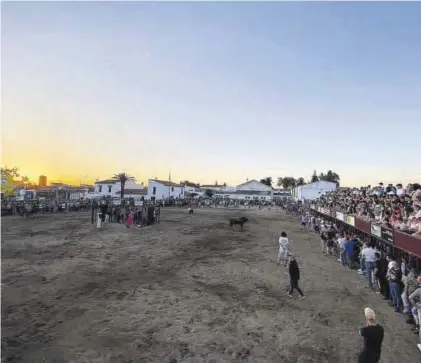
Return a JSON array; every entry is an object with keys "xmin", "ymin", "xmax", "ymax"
[{"xmin": 113, "ymin": 172, "xmax": 135, "ymax": 202}]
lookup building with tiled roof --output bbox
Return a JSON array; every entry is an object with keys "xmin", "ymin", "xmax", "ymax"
[{"xmin": 147, "ymin": 179, "xmax": 184, "ymax": 200}]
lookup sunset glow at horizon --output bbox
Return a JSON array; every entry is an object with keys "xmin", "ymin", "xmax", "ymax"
[{"xmin": 2, "ymin": 2, "xmax": 420, "ymax": 188}]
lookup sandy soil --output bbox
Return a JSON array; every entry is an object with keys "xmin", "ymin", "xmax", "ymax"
[{"xmin": 1, "ymin": 209, "xmax": 420, "ymax": 363}]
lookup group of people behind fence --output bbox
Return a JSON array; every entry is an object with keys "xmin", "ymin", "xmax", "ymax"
[
  {"xmin": 94, "ymin": 200, "xmax": 160, "ymax": 228},
  {"xmin": 301, "ymin": 211, "xmax": 421, "ymax": 354}
]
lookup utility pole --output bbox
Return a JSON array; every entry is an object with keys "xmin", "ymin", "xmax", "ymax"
[{"xmin": 168, "ymin": 171, "xmax": 171, "ymax": 202}]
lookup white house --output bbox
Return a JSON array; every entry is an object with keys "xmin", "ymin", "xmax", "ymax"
[
  {"xmin": 93, "ymin": 178, "xmax": 145, "ymax": 199},
  {"xmin": 181, "ymin": 182, "xmax": 204, "ymax": 197},
  {"xmin": 213, "ymin": 179, "xmax": 274, "ymax": 201},
  {"xmin": 291, "ymin": 180, "xmax": 337, "ymax": 201},
  {"xmin": 147, "ymin": 179, "xmax": 184, "ymax": 201}
]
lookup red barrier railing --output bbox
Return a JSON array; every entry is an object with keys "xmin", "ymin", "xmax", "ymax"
[
  {"xmin": 311, "ymin": 206, "xmax": 421, "ymax": 258},
  {"xmin": 355, "ymin": 217, "xmax": 371, "ymax": 234}
]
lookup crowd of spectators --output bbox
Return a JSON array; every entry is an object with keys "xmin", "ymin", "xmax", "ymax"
[
  {"xmin": 314, "ymin": 182, "xmax": 421, "ymax": 237},
  {"xmin": 304, "ymin": 215, "xmax": 421, "ymax": 353}
]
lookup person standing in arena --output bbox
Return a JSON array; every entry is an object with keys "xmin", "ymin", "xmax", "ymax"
[
  {"xmin": 287, "ymin": 255, "xmax": 305, "ymax": 300},
  {"xmin": 300, "ymin": 214, "xmax": 308, "ymax": 231},
  {"xmin": 361, "ymin": 243, "xmax": 377, "ymax": 289},
  {"xmin": 409, "ymin": 275, "xmax": 421, "ymax": 351},
  {"xmin": 358, "ymin": 308, "xmax": 384, "ymax": 363},
  {"xmin": 277, "ymin": 231, "xmax": 289, "ymax": 267}
]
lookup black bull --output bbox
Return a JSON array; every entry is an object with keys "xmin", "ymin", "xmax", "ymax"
[{"xmin": 229, "ymin": 217, "xmax": 249, "ymax": 230}]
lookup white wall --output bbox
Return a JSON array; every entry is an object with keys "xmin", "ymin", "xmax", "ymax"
[
  {"xmin": 94, "ymin": 180, "xmax": 145, "ymax": 198},
  {"xmin": 147, "ymin": 180, "xmax": 184, "ymax": 200},
  {"xmin": 292, "ymin": 181, "xmax": 337, "ymax": 201},
  {"xmin": 236, "ymin": 180, "xmax": 272, "ymax": 192}
]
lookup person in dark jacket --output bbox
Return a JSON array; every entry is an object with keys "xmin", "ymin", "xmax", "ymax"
[
  {"xmin": 287, "ymin": 255, "xmax": 305, "ymax": 300},
  {"xmin": 374, "ymin": 252, "xmax": 389, "ymax": 300}
]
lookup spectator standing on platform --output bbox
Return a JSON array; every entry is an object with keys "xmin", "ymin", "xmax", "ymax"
[{"xmin": 358, "ymin": 308, "xmax": 384, "ymax": 363}]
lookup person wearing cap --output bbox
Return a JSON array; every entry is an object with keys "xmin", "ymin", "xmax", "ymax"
[{"xmin": 358, "ymin": 308, "xmax": 384, "ymax": 363}]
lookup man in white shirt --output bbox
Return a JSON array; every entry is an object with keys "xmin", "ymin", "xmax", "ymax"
[
  {"xmin": 277, "ymin": 231, "xmax": 289, "ymax": 267},
  {"xmin": 396, "ymin": 184, "xmax": 406, "ymax": 196},
  {"xmin": 337, "ymin": 235, "xmax": 346, "ymax": 265},
  {"xmin": 361, "ymin": 244, "xmax": 376, "ymax": 288}
]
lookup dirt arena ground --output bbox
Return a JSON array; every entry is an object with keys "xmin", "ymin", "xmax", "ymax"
[{"xmin": 1, "ymin": 209, "xmax": 420, "ymax": 363}]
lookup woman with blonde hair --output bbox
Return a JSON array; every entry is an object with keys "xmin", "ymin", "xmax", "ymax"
[{"xmin": 358, "ymin": 307, "xmax": 384, "ymax": 363}]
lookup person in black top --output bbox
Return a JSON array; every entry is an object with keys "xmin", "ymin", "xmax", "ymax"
[
  {"xmin": 287, "ymin": 255, "xmax": 305, "ymax": 300},
  {"xmin": 374, "ymin": 252, "xmax": 389, "ymax": 300},
  {"xmin": 327, "ymin": 227, "xmax": 336, "ymax": 255},
  {"xmin": 359, "ymin": 307, "xmax": 384, "ymax": 363}
]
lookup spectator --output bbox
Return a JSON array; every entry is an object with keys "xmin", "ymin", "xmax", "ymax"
[
  {"xmin": 344, "ymin": 237, "xmax": 356, "ymax": 269},
  {"xmin": 320, "ymin": 231, "xmax": 328, "ymax": 255},
  {"xmin": 327, "ymin": 226, "xmax": 336, "ymax": 256},
  {"xmin": 404, "ymin": 268, "xmax": 418, "ymax": 321},
  {"xmin": 388, "ymin": 261, "xmax": 403, "ymax": 312},
  {"xmin": 409, "ymin": 275, "xmax": 421, "ymax": 352},
  {"xmin": 337, "ymin": 233, "xmax": 346, "ymax": 265},
  {"xmin": 358, "ymin": 307, "xmax": 384, "ymax": 363},
  {"xmin": 374, "ymin": 252, "xmax": 389, "ymax": 300},
  {"xmin": 396, "ymin": 183, "xmax": 406, "ymax": 196},
  {"xmin": 361, "ymin": 243, "xmax": 376, "ymax": 289},
  {"xmin": 312, "ymin": 181, "xmax": 420, "ymax": 235}
]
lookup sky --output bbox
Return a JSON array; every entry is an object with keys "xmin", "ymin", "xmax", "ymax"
[{"xmin": 1, "ymin": 1, "xmax": 420, "ymax": 187}]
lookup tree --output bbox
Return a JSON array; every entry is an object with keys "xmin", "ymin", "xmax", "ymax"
[
  {"xmin": 281, "ymin": 177, "xmax": 296, "ymax": 189},
  {"xmin": 205, "ymin": 189, "xmax": 214, "ymax": 198},
  {"xmin": 310, "ymin": 170, "xmax": 319, "ymax": 183},
  {"xmin": 277, "ymin": 177, "xmax": 283, "ymax": 188},
  {"xmin": 317, "ymin": 170, "xmax": 340, "ymax": 185},
  {"xmin": 260, "ymin": 177, "xmax": 272, "ymax": 187},
  {"xmin": 325, "ymin": 170, "xmax": 340, "ymax": 186},
  {"xmin": 21, "ymin": 176, "xmax": 30, "ymax": 184},
  {"xmin": 1, "ymin": 166, "xmax": 20, "ymax": 179},
  {"xmin": 295, "ymin": 177, "xmax": 305, "ymax": 186},
  {"xmin": 113, "ymin": 172, "xmax": 135, "ymax": 202}
]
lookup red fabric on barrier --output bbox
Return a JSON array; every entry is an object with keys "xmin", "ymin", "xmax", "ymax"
[
  {"xmin": 394, "ymin": 231, "xmax": 421, "ymax": 258},
  {"xmin": 355, "ymin": 217, "xmax": 371, "ymax": 234}
]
